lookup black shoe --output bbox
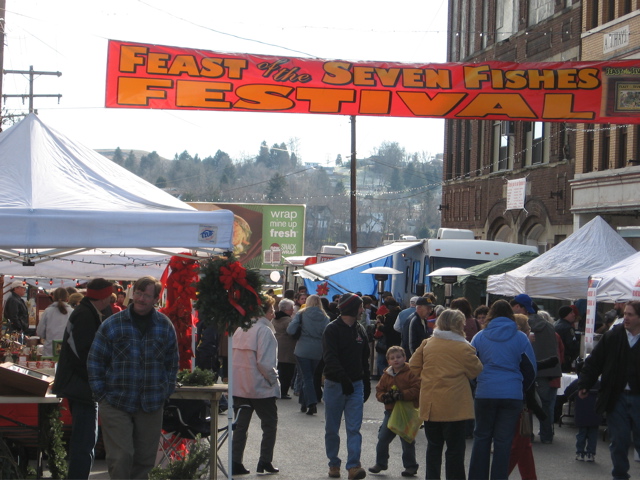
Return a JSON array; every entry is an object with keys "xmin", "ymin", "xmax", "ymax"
[
  {"xmin": 232, "ymin": 462, "xmax": 250, "ymax": 475},
  {"xmin": 306, "ymin": 404, "xmax": 317, "ymax": 415},
  {"xmin": 300, "ymin": 405, "xmax": 307, "ymax": 413},
  {"xmin": 280, "ymin": 394, "xmax": 292, "ymax": 399},
  {"xmin": 257, "ymin": 461, "xmax": 279, "ymax": 474}
]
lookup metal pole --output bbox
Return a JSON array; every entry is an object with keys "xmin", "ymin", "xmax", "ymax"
[{"xmin": 350, "ymin": 115, "xmax": 357, "ymax": 253}]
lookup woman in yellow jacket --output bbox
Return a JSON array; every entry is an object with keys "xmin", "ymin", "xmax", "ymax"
[{"xmin": 409, "ymin": 308, "xmax": 483, "ymax": 480}]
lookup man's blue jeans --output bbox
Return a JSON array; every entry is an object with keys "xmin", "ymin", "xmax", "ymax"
[
  {"xmin": 607, "ymin": 392, "xmax": 640, "ymax": 480},
  {"xmin": 324, "ymin": 379, "xmax": 364, "ymax": 469},
  {"xmin": 296, "ymin": 356, "xmax": 320, "ymax": 407},
  {"xmin": 468, "ymin": 397, "xmax": 522, "ymax": 480},
  {"xmin": 375, "ymin": 409, "xmax": 418, "ymax": 470},
  {"xmin": 67, "ymin": 399, "xmax": 99, "ymax": 480},
  {"xmin": 536, "ymin": 377, "xmax": 557, "ymax": 443}
]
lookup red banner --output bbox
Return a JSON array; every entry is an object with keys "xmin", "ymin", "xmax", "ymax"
[{"xmin": 105, "ymin": 39, "xmax": 640, "ymax": 124}]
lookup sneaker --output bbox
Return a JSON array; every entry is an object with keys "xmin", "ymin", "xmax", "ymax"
[
  {"xmin": 329, "ymin": 466, "xmax": 341, "ymax": 478},
  {"xmin": 585, "ymin": 453, "xmax": 595, "ymax": 462},
  {"xmin": 368, "ymin": 464, "xmax": 387, "ymax": 473},
  {"xmin": 348, "ymin": 466, "xmax": 367, "ymax": 479},
  {"xmin": 401, "ymin": 467, "xmax": 418, "ymax": 477},
  {"xmin": 575, "ymin": 453, "xmax": 584, "ymax": 461}
]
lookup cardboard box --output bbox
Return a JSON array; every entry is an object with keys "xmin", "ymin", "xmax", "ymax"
[{"xmin": 0, "ymin": 362, "xmax": 53, "ymax": 396}]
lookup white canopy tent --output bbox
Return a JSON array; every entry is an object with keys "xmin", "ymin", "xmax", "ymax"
[
  {"xmin": 486, "ymin": 216, "xmax": 636, "ymax": 300},
  {"xmin": 0, "ymin": 114, "xmax": 234, "ymax": 275},
  {"xmin": 590, "ymin": 250, "xmax": 640, "ymax": 303}
]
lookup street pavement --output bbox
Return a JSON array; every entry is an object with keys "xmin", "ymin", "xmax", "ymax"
[{"xmin": 85, "ymin": 379, "xmax": 640, "ymax": 479}]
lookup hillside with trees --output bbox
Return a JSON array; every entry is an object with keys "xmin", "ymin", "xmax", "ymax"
[{"xmin": 99, "ymin": 140, "xmax": 442, "ymax": 254}]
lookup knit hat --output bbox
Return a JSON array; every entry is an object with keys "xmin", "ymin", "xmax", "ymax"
[
  {"xmin": 513, "ymin": 294, "xmax": 535, "ymax": 314},
  {"xmin": 338, "ymin": 293, "xmax": 362, "ymax": 314},
  {"xmin": 558, "ymin": 306, "xmax": 573, "ymax": 319}
]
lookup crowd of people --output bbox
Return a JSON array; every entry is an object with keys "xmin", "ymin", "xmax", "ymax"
[
  {"xmin": 4, "ymin": 277, "xmax": 640, "ymax": 480},
  {"xmin": 211, "ymin": 285, "xmax": 640, "ymax": 480}
]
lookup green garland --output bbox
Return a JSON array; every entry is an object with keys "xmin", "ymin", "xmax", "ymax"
[
  {"xmin": 195, "ymin": 255, "xmax": 265, "ymax": 334},
  {"xmin": 43, "ymin": 404, "xmax": 67, "ymax": 479},
  {"xmin": 176, "ymin": 367, "xmax": 215, "ymax": 386}
]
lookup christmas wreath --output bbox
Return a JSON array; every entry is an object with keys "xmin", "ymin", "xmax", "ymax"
[{"xmin": 195, "ymin": 255, "xmax": 265, "ymax": 334}]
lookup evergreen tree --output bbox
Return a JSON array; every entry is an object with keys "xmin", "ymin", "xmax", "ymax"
[
  {"xmin": 124, "ymin": 150, "xmax": 137, "ymax": 172},
  {"xmin": 256, "ymin": 141, "xmax": 270, "ymax": 166},
  {"xmin": 112, "ymin": 147, "xmax": 124, "ymax": 166},
  {"xmin": 155, "ymin": 176, "xmax": 167, "ymax": 189},
  {"xmin": 335, "ymin": 154, "xmax": 343, "ymax": 166},
  {"xmin": 265, "ymin": 173, "xmax": 288, "ymax": 202}
]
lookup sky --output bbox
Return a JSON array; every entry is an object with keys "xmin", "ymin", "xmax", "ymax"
[{"xmin": 5, "ymin": 0, "xmax": 449, "ymax": 165}]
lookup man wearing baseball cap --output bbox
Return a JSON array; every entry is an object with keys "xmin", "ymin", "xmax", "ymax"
[
  {"xmin": 323, "ymin": 292, "xmax": 371, "ymax": 480},
  {"xmin": 4, "ymin": 280, "xmax": 29, "ymax": 336},
  {"xmin": 407, "ymin": 297, "xmax": 435, "ymax": 356},
  {"xmin": 53, "ymin": 278, "xmax": 114, "ymax": 479}
]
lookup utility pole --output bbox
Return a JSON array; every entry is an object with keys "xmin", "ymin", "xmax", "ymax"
[
  {"xmin": 350, "ymin": 115, "xmax": 357, "ymax": 253},
  {"xmin": 3, "ymin": 65, "xmax": 62, "ymax": 115}
]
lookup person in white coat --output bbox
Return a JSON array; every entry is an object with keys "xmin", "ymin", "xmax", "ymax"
[
  {"xmin": 36, "ymin": 287, "xmax": 73, "ymax": 357},
  {"xmin": 231, "ymin": 296, "xmax": 281, "ymax": 476}
]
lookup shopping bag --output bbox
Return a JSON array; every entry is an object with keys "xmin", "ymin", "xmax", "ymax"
[{"xmin": 387, "ymin": 400, "xmax": 421, "ymax": 443}]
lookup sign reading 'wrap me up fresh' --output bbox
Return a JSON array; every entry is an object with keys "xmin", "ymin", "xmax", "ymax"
[{"xmin": 188, "ymin": 202, "xmax": 305, "ymax": 270}]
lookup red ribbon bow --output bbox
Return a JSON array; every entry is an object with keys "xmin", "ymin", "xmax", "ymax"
[{"xmin": 219, "ymin": 261, "xmax": 262, "ymax": 316}]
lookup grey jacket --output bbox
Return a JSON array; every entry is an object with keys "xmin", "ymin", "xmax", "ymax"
[
  {"xmin": 528, "ymin": 313, "xmax": 562, "ymax": 378},
  {"xmin": 287, "ymin": 306, "xmax": 329, "ymax": 360}
]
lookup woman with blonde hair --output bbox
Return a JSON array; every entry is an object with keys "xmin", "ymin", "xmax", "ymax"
[
  {"xmin": 409, "ymin": 308, "xmax": 483, "ymax": 480},
  {"xmin": 37, "ymin": 287, "xmax": 73, "ymax": 357},
  {"xmin": 287, "ymin": 294, "xmax": 329, "ymax": 415}
]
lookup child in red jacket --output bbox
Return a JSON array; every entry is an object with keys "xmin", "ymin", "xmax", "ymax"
[{"xmin": 369, "ymin": 346, "xmax": 421, "ymax": 477}]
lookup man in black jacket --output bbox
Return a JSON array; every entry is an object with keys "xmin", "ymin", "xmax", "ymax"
[
  {"xmin": 578, "ymin": 300, "xmax": 640, "ymax": 480},
  {"xmin": 4, "ymin": 280, "xmax": 29, "ymax": 336},
  {"xmin": 555, "ymin": 305, "xmax": 580, "ymax": 372},
  {"xmin": 52, "ymin": 278, "xmax": 114, "ymax": 480},
  {"xmin": 323, "ymin": 293, "xmax": 370, "ymax": 480}
]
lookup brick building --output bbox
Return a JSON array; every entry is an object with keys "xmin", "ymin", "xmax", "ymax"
[{"xmin": 442, "ymin": 0, "xmax": 640, "ymax": 251}]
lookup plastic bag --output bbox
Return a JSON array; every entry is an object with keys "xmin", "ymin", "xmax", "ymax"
[{"xmin": 387, "ymin": 400, "xmax": 421, "ymax": 443}]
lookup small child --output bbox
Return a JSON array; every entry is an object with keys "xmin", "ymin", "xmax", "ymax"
[
  {"xmin": 565, "ymin": 378, "xmax": 601, "ymax": 462},
  {"xmin": 369, "ymin": 346, "xmax": 421, "ymax": 477}
]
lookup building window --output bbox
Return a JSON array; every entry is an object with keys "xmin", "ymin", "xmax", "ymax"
[
  {"xmin": 496, "ymin": 0, "xmax": 518, "ymax": 42},
  {"xmin": 605, "ymin": 0, "xmax": 615, "ymax": 22},
  {"xmin": 493, "ymin": 121, "xmax": 513, "ymax": 171},
  {"xmin": 482, "ymin": 0, "xmax": 489, "ymax": 49},
  {"xmin": 525, "ymin": 122, "xmax": 550, "ymax": 165},
  {"xmin": 587, "ymin": 0, "xmax": 600, "ymax": 29},
  {"xmin": 446, "ymin": 122, "xmax": 454, "ymax": 180},
  {"xmin": 464, "ymin": 121, "xmax": 472, "ymax": 176},
  {"xmin": 585, "ymin": 129, "xmax": 594, "ymax": 172},
  {"xmin": 617, "ymin": 125, "xmax": 628, "ymax": 169},
  {"xmin": 529, "ymin": 0, "xmax": 555, "ymax": 26},
  {"xmin": 600, "ymin": 125, "xmax": 611, "ymax": 170},
  {"xmin": 622, "ymin": 0, "xmax": 632, "ymax": 15},
  {"xmin": 455, "ymin": 121, "xmax": 463, "ymax": 178},
  {"xmin": 460, "ymin": 0, "xmax": 468, "ymax": 59}
]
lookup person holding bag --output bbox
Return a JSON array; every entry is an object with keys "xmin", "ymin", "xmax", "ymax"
[
  {"xmin": 287, "ymin": 294, "xmax": 329, "ymax": 415},
  {"xmin": 409, "ymin": 308, "xmax": 483, "ymax": 480},
  {"xmin": 369, "ymin": 345, "xmax": 420, "ymax": 477}
]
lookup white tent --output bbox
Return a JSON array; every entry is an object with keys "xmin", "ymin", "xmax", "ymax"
[
  {"xmin": 0, "ymin": 114, "xmax": 234, "ymax": 275},
  {"xmin": 590, "ymin": 250, "xmax": 640, "ymax": 302},
  {"xmin": 486, "ymin": 216, "xmax": 636, "ymax": 300}
]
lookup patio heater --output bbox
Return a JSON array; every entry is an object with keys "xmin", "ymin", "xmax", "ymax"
[
  {"xmin": 361, "ymin": 266, "xmax": 403, "ymax": 298},
  {"xmin": 427, "ymin": 267, "xmax": 473, "ymax": 307}
]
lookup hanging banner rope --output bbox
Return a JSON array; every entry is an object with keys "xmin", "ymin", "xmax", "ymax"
[{"xmin": 106, "ymin": 39, "xmax": 640, "ymax": 124}]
